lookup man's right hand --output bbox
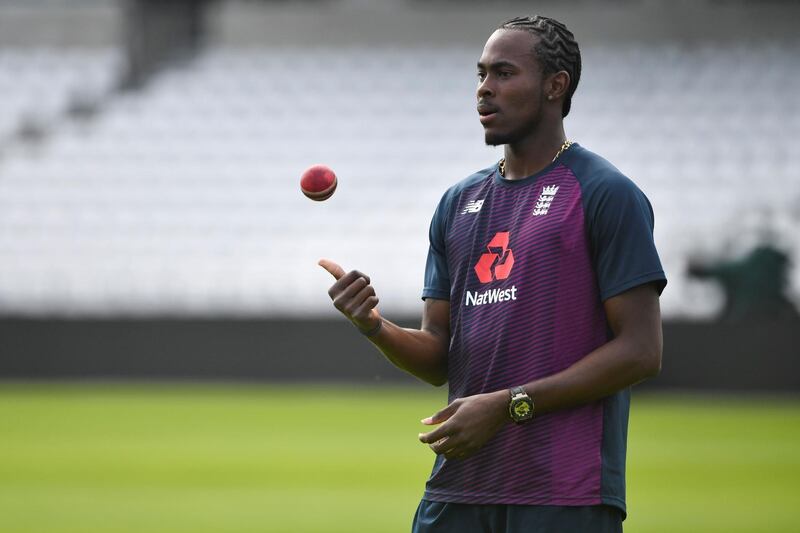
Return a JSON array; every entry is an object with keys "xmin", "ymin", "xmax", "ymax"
[{"xmin": 319, "ymin": 258, "xmax": 381, "ymax": 333}]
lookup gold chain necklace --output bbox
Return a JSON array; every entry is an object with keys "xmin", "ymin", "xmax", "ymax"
[{"xmin": 498, "ymin": 140, "xmax": 573, "ymax": 177}]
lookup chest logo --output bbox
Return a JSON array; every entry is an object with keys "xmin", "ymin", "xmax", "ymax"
[
  {"xmin": 462, "ymin": 199, "xmax": 484, "ymax": 214},
  {"xmin": 532, "ymin": 185, "xmax": 559, "ymax": 216},
  {"xmin": 474, "ymin": 231, "xmax": 515, "ymax": 283}
]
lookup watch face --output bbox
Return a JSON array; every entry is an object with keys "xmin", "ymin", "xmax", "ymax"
[
  {"xmin": 513, "ymin": 400, "xmax": 531, "ymax": 418},
  {"xmin": 510, "ymin": 397, "xmax": 533, "ymax": 422}
]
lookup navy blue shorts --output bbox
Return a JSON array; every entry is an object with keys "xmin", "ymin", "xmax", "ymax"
[{"xmin": 412, "ymin": 499, "xmax": 623, "ymax": 533}]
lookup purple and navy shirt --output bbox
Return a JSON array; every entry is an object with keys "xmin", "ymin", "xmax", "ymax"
[{"xmin": 421, "ymin": 143, "xmax": 666, "ymax": 516}]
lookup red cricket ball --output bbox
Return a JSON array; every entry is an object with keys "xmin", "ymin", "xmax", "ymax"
[{"xmin": 300, "ymin": 164, "xmax": 338, "ymax": 201}]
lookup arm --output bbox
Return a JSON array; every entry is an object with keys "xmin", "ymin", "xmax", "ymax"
[
  {"xmin": 319, "ymin": 258, "xmax": 450, "ymax": 386},
  {"xmin": 519, "ymin": 282, "xmax": 662, "ymax": 414},
  {"xmin": 419, "ymin": 282, "xmax": 663, "ymax": 459}
]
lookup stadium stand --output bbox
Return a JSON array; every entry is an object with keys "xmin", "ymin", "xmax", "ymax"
[
  {"xmin": 0, "ymin": 47, "xmax": 119, "ymax": 144},
  {"xmin": 0, "ymin": 41, "xmax": 798, "ymax": 318}
]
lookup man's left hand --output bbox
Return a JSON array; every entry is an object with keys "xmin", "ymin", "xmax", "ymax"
[{"xmin": 418, "ymin": 391, "xmax": 509, "ymax": 460}]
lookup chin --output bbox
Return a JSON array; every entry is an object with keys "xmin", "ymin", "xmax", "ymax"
[
  {"xmin": 485, "ymin": 117, "xmax": 540, "ymax": 146},
  {"xmin": 484, "ymin": 130, "xmax": 511, "ymax": 146}
]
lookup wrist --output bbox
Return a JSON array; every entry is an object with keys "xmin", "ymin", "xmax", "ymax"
[
  {"xmin": 356, "ymin": 317, "xmax": 383, "ymax": 337},
  {"xmin": 488, "ymin": 390, "xmax": 512, "ymax": 426}
]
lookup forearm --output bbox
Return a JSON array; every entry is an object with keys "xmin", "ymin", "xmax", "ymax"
[
  {"xmin": 318, "ymin": 260, "xmax": 450, "ymax": 386},
  {"xmin": 365, "ymin": 318, "xmax": 448, "ymax": 386},
  {"xmin": 518, "ymin": 284, "xmax": 663, "ymax": 415},
  {"xmin": 523, "ymin": 335, "xmax": 661, "ymax": 415}
]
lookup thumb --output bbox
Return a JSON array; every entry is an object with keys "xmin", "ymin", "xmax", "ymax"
[
  {"xmin": 318, "ymin": 258, "xmax": 345, "ymax": 280},
  {"xmin": 421, "ymin": 401, "xmax": 460, "ymax": 425}
]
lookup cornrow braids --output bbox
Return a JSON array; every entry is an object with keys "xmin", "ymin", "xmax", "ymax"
[{"xmin": 499, "ymin": 15, "xmax": 581, "ymax": 117}]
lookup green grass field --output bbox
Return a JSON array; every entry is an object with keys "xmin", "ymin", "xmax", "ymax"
[{"xmin": 1, "ymin": 384, "xmax": 798, "ymax": 532}]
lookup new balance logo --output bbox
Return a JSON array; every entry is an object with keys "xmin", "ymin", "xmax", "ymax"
[
  {"xmin": 532, "ymin": 185, "xmax": 559, "ymax": 216},
  {"xmin": 462, "ymin": 199, "xmax": 484, "ymax": 214}
]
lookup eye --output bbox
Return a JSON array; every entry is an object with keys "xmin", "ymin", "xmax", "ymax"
[
  {"xmin": 477, "ymin": 71, "xmax": 486, "ymax": 81},
  {"xmin": 498, "ymin": 71, "xmax": 513, "ymax": 79}
]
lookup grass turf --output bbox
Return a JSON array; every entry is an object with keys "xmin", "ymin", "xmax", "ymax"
[{"xmin": 0, "ymin": 384, "xmax": 798, "ymax": 532}]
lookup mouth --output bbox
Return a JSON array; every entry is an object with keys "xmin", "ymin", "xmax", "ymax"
[
  {"xmin": 479, "ymin": 112, "xmax": 497, "ymax": 125},
  {"xmin": 477, "ymin": 104, "xmax": 499, "ymax": 125}
]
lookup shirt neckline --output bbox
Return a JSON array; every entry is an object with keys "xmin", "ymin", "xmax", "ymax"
[{"xmin": 493, "ymin": 142, "xmax": 580, "ymax": 187}]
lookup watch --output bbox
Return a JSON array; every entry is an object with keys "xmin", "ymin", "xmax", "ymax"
[{"xmin": 508, "ymin": 386, "xmax": 534, "ymax": 424}]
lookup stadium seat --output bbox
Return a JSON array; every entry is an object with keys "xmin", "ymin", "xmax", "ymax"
[{"xmin": 0, "ymin": 44, "xmax": 797, "ymax": 317}]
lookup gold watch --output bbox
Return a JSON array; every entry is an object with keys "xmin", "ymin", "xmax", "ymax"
[{"xmin": 508, "ymin": 386, "xmax": 534, "ymax": 424}]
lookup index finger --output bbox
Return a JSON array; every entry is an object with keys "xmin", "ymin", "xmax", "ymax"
[
  {"xmin": 419, "ymin": 423, "xmax": 453, "ymax": 444},
  {"xmin": 318, "ymin": 258, "xmax": 346, "ymax": 280}
]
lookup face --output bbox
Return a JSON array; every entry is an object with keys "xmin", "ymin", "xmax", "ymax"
[{"xmin": 476, "ymin": 29, "xmax": 546, "ymax": 146}]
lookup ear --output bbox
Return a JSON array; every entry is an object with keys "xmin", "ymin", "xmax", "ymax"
[{"xmin": 545, "ymin": 71, "xmax": 570, "ymax": 102}]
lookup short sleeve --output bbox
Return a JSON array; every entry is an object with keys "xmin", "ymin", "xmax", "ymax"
[
  {"xmin": 585, "ymin": 174, "xmax": 667, "ymax": 301},
  {"xmin": 422, "ymin": 196, "xmax": 451, "ymax": 301}
]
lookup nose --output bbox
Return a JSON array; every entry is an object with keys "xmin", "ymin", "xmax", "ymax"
[{"xmin": 477, "ymin": 76, "xmax": 494, "ymax": 99}]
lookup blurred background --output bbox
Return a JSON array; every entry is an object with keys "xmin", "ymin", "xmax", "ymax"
[{"xmin": 0, "ymin": 1, "xmax": 798, "ymax": 532}]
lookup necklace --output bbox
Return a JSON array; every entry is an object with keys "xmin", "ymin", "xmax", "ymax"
[{"xmin": 498, "ymin": 140, "xmax": 573, "ymax": 177}]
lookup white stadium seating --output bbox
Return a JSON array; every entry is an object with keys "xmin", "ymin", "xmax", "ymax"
[{"xmin": 0, "ymin": 44, "xmax": 797, "ymax": 317}]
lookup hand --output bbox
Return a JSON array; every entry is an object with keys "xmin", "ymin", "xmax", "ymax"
[
  {"xmin": 319, "ymin": 258, "xmax": 381, "ymax": 333},
  {"xmin": 418, "ymin": 390, "xmax": 509, "ymax": 460}
]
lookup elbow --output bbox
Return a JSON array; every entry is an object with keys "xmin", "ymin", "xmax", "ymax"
[
  {"xmin": 638, "ymin": 344, "xmax": 662, "ymax": 380},
  {"xmin": 419, "ymin": 349, "xmax": 448, "ymax": 387},
  {"xmin": 423, "ymin": 373, "xmax": 448, "ymax": 387}
]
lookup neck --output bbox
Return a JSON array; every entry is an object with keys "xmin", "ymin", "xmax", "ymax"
[{"xmin": 502, "ymin": 122, "xmax": 567, "ymax": 180}]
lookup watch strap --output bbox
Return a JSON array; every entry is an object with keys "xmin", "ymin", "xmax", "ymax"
[{"xmin": 510, "ymin": 386, "xmax": 526, "ymax": 398}]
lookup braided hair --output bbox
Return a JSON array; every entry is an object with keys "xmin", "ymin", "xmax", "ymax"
[{"xmin": 499, "ymin": 16, "xmax": 581, "ymax": 117}]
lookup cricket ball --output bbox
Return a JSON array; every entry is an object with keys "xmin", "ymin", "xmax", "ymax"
[{"xmin": 300, "ymin": 164, "xmax": 337, "ymax": 201}]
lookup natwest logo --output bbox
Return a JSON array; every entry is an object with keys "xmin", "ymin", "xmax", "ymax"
[
  {"xmin": 474, "ymin": 231, "xmax": 515, "ymax": 283},
  {"xmin": 467, "ymin": 231, "xmax": 519, "ymax": 307}
]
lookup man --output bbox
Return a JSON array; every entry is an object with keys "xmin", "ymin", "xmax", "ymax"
[{"xmin": 320, "ymin": 15, "xmax": 666, "ymax": 533}]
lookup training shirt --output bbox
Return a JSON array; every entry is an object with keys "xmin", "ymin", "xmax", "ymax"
[{"xmin": 421, "ymin": 143, "xmax": 666, "ymax": 517}]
